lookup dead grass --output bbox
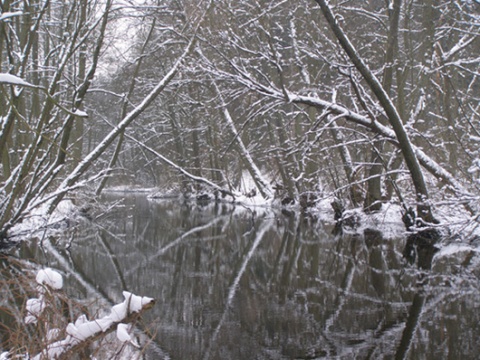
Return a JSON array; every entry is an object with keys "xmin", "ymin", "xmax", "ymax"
[{"xmin": 0, "ymin": 255, "xmax": 154, "ymax": 359}]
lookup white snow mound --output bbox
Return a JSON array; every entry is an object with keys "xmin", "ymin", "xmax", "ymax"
[{"xmin": 36, "ymin": 268, "xmax": 63, "ymax": 289}]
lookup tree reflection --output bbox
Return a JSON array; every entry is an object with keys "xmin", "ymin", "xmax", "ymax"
[
  {"xmin": 403, "ymin": 229, "xmax": 440, "ymax": 270},
  {"xmin": 395, "ymin": 229, "xmax": 439, "ymax": 360},
  {"xmin": 15, "ymin": 196, "xmax": 480, "ymax": 359}
]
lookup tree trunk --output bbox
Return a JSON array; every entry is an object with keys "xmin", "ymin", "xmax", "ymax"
[
  {"xmin": 96, "ymin": 17, "xmax": 155, "ymax": 195},
  {"xmin": 363, "ymin": 145, "xmax": 384, "ymax": 212},
  {"xmin": 364, "ymin": 0, "xmax": 402, "ymax": 212},
  {"xmin": 312, "ymin": 0, "xmax": 436, "ymax": 223},
  {"xmin": 219, "ymin": 104, "xmax": 274, "ymax": 199}
]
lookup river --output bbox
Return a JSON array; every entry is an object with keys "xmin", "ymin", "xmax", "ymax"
[{"xmin": 10, "ymin": 193, "xmax": 480, "ymax": 359}]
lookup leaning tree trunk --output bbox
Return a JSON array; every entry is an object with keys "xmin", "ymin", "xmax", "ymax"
[
  {"xmin": 312, "ymin": 0, "xmax": 436, "ymax": 224},
  {"xmin": 95, "ymin": 18, "xmax": 156, "ymax": 195},
  {"xmin": 220, "ymin": 104, "xmax": 274, "ymax": 199}
]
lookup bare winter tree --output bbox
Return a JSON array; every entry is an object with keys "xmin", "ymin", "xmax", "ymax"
[
  {"xmin": 188, "ymin": 0, "xmax": 478, "ymax": 224},
  {"xmin": 0, "ymin": 0, "xmax": 214, "ymax": 238},
  {"xmin": 2, "ymin": 0, "xmax": 478, "ymax": 238},
  {"xmin": 1, "ymin": 0, "xmax": 114, "ymax": 238}
]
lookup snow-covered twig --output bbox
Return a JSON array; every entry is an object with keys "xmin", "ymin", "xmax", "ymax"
[
  {"xmin": 0, "ymin": 73, "xmax": 89, "ymax": 118},
  {"xmin": 30, "ymin": 291, "xmax": 154, "ymax": 360},
  {"xmin": 1, "ymin": 265, "xmax": 155, "ymax": 360}
]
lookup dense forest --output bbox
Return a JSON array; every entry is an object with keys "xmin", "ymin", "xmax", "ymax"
[
  {"xmin": 1, "ymin": 1, "xmax": 480, "ymax": 358},
  {"xmin": 1, "ymin": 0, "xmax": 479, "ymax": 236}
]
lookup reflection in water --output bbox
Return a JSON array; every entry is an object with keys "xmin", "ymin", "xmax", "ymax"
[
  {"xmin": 15, "ymin": 195, "xmax": 480, "ymax": 359},
  {"xmin": 395, "ymin": 229, "xmax": 440, "ymax": 360},
  {"xmin": 402, "ymin": 229, "xmax": 440, "ymax": 270}
]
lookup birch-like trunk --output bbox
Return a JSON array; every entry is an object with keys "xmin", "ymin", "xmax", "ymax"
[{"xmin": 216, "ymin": 86, "xmax": 274, "ymax": 200}]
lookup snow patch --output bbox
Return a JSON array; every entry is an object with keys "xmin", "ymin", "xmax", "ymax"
[
  {"xmin": 116, "ymin": 323, "xmax": 132, "ymax": 342},
  {"xmin": 46, "ymin": 328, "xmax": 61, "ymax": 342},
  {"xmin": 110, "ymin": 291, "xmax": 154, "ymax": 322},
  {"xmin": 338, "ymin": 203, "xmax": 407, "ymax": 239},
  {"xmin": 24, "ymin": 268, "xmax": 63, "ymax": 324},
  {"xmin": 9, "ymin": 199, "xmax": 77, "ymax": 241},
  {"xmin": 434, "ymin": 244, "xmax": 477, "ymax": 258},
  {"xmin": 233, "ymin": 170, "xmax": 273, "ymax": 207},
  {"xmin": 25, "ymin": 298, "xmax": 46, "ymax": 324},
  {"xmin": 36, "ymin": 268, "xmax": 63, "ymax": 290},
  {"xmin": 110, "ymin": 302, "xmax": 128, "ymax": 322},
  {"xmin": 73, "ymin": 109, "xmax": 88, "ymax": 118}
]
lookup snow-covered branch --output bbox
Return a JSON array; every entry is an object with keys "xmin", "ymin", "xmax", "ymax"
[
  {"xmin": 0, "ymin": 11, "xmax": 23, "ymax": 22},
  {"xmin": 0, "ymin": 266, "xmax": 155, "ymax": 360},
  {"xmin": 0, "ymin": 73, "xmax": 89, "ymax": 118},
  {"xmin": 215, "ymin": 83, "xmax": 274, "ymax": 200},
  {"xmin": 46, "ymin": 6, "xmax": 208, "ymax": 214},
  {"xmin": 31, "ymin": 291, "xmax": 154, "ymax": 360}
]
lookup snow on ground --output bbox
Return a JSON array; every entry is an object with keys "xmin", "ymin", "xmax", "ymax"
[
  {"xmin": 435, "ymin": 243, "xmax": 477, "ymax": 258},
  {"xmin": 146, "ymin": 174, "xmax": 479, "ymax": 244},
  {"xmin": 148, "ymin": 170, "xmax": 275, "ymax": 206},
  {"xmin": 105, "ymin": 186, "xmax": 159, "ymax": 193},
  {"xmin": 339, "ymin": 202, "xmax": 408, "ymax": 239},
  {"xmin": 233, "ymin": 192, "xmax": 273, "ymax": 208},
  {"xmin": 9, "ymin": 177, "xmax": 480, "ymax": 264},
  {"xmin": 11, "ymin": 183, "xmax": 475, "ymax": 247},
  {"xmin": 234, "ymin": 170, "xmax": 274, "ymax": 206},
  {"xmin": 9, "ymin": 199, "xmax": 78, "ymax": 241}
]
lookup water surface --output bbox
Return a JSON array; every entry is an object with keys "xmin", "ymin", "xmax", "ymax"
[{"xmin": 17, "ymin": 194, "xmax": 480, "ymax": 359}]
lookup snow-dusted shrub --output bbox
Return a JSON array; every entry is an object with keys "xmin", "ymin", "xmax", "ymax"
[{"xmin": 0, "ymin": 259, "xmax": 154, "ymax": 359}]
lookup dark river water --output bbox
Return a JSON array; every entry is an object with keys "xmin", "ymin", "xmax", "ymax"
[{"xmin": 12, "ymin": 194, "xmax": 480, "ymax": 359}]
